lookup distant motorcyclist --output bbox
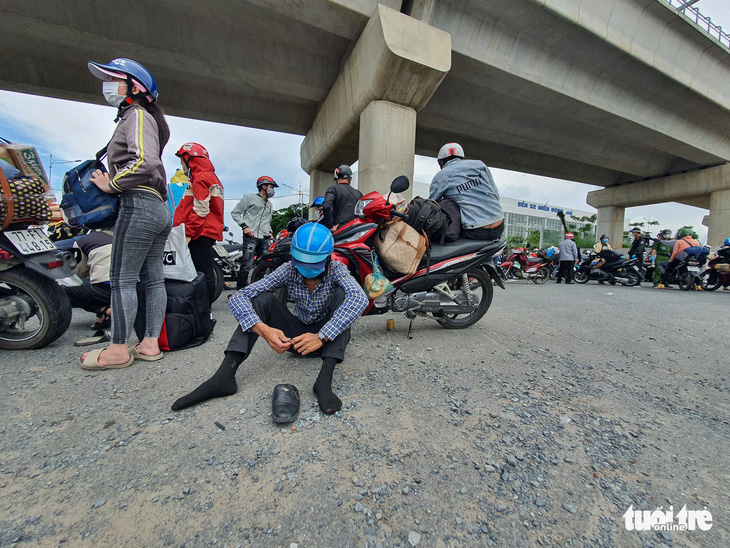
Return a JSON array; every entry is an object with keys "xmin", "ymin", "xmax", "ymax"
[
  {"xmin": 628, "ymin": 227, "xmax": 647, "ymax": 263},
  {"xmin": 321, "ymin": 165, "xmax": 362, "ymax": 231},
  {"xmin": 591, "ymin": 234, "xmax": 617, "ymax": 270},
  {"xmin": 656, "ymin": 228, "xmax": 700, "ymax": 289},
  {"xmin": 429, "ymin": 142, "xmax": 504, "ymax": 241},
  {"xmin": 556, "ymin": 233, "xmax": 579, "ymax": 284},
  {"xmin": 310, "ymin": 196, "xmax": 324, "ymax": 220},
  {"xmin": 650, "ymin": 229, "xmax": 674, "ymax": 287}
]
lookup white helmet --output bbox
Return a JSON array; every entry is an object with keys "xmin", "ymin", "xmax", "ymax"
[{"xmin": 438, "ymin": 142, "xmax": 464, "ymax": 162}]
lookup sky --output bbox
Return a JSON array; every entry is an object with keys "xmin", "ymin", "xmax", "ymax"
[{"xmin": 1, "ymin": 0, "xmax": 728, "ymax": 244}]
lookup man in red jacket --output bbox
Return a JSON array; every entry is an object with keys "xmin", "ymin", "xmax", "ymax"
[{"xmin": 173, "ymin": 143, "xmax": 225, "ymax": 303}]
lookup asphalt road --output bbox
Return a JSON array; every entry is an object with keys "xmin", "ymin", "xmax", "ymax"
[{"xmin": 1, "ymin": 279, "xmax": 728, "ymax": 547}]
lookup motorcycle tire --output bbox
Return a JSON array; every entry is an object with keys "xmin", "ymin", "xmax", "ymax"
[
  {"xmin": 249, "ymin": 259, "xmax": 288, "ymax": 305},
  {"xmin": 436, "ymin": 268, "xmax": 493, "ymax": 329},
  {"xmin": 621, "ymin": 271, "xmax": 640, "ymax": 286},
  {"xmin": 678, "ymin": 271, "xmax": 695, "ymax": 291},
  {"xmin": 573, "ymin": 269, "xmax": 589, "ymax": 284},
  {"xmin": 211, "ymin": 261, "xmax": 225, "ymax": 303},
  {"xmin": 0, "ymin": 266, "xmax": 72, "ymax": 350},
  {"xmin": 530, "ymin": 266, "xmax": 549, "ymax": 284},
  {"xmin": 700, "ymin": 269, "xmax": 721, "ymax": 291}
]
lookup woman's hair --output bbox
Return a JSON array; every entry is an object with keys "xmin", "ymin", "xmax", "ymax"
[{"xmin": 142, "ymin": 101, "xmax": 170, "ymax": 156}]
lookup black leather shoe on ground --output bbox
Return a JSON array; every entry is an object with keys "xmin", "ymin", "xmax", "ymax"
[{"xmin": 272, "ymin": 384, "xmax": 300, "ymax": 424}]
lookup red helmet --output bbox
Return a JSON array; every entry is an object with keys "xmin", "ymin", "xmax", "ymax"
[
  {"xmin": 256, "ymin": 175, "xmax": 279, "ymax": 189},
  {"xmin": 566, "ymin": 233, "xmax": 574, "ymax": 239},
  {"xmin": 176, "ymin": 142, "xmax": 209, "ymax": 160}
]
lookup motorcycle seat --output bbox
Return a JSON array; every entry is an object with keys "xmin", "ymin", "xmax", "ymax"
[{"xmin": 423, "ymin": 238, "xmax": 505, "ymax": 265}]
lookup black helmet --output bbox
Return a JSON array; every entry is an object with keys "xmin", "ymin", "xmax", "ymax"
[
  {"xmin": 334, "ymin": 165, "xmax": 352, "ymax": 180},
  {"xmin": 630, "ymin": 227, "xmax": 641, "ymax": 233},
  {"xmin": 659, "ymin": 229, "xmax": 672, "ymax": 238},
  {"xmin": 600, "ymin": 234, "xmax": 609, "ymax": 240}
]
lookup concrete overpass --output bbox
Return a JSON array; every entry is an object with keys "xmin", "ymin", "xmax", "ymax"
[{"xmin": 2, "ymin": 0, "xmax": 730, "ymax": 244}]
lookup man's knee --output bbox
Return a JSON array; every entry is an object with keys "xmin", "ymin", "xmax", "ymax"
[
  {"xmin": 251, "ymin": 292, "xmax": 281, "ymax": 315},
  {"xmin": 326, "ymin": 286, "xmax": 346, "ymax": 314}
]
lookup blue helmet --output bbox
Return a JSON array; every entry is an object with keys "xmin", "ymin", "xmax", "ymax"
[
  {"xmin": 310, "ymin": 196, "xmax": 324, "ymax": 208},
  {"xmin": 724, "ymin": 237, "xmax": 730, "ymax": 247},
  {"xmin": 291, "ymin": 223, "xmax": 334, "ymax": 268},
  {"xmin": 88, "ymin": 58, "xmax": 159, "ymax": 101}
]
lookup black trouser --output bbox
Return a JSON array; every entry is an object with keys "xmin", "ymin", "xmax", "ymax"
[
  {"xmin": 64, "ymin": 280, "xmax": 111, "ymax": 313},
  {"xmin": 661, "ymin": 258, "xmax": 680, "ymax": 284},
  {"xmin": 225, "ymin": 288, "xmax": 350, "ymax": 362},
  {"xmin": 188, "ymin": 236, "xmax": 216, "ymax": 303},
  {"xmin": 461, "ymin": 221, "xmax": 504, "ymax": 241},
  {"xmin": 238, "ymin": 236, "xmax": 269, "ymax": 287},
  {"xmin": 556, "ymin": 261, "xmax": 574, "ymax": 283}
]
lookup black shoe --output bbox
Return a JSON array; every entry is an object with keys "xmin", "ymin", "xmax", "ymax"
[
  {"xmin": 565, "ymin": 282, "xmax": 573, "ymax": 285},
  {"xmin": 272, "ymin": 384, "xmax": 300, "ymax": 424},
  {"xmin": 555, "ymin": 280, "xmax": 561, "ymax": 284}
]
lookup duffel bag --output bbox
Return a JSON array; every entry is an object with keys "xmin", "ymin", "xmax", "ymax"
[{"xmin": 374, "ymin": 219, "xmax": 427, "ymax": 275}]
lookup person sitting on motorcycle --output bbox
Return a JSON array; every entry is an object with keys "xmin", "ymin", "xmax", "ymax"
[
  {"xmin": 720, "ymin": 237, "xmax": 730, "ymax": 290},
  {"xmin": 429, "ymin": 142, "xmax": 504, "ymax": 241},
  {"xmin": 310, "ymin": 196, "xmax": 324, "ymax": 220},
  {"xmin": 656, "ymin": 228, "xmax": 700, "ymax": 289},
  {"xmin": 321, "ymin": 165, "xmax": 362, "ymax": 232},
  {"xmin": 171, "ymin": 222, "xmax": 368, "ymax": 416},
  {"xmin": 650, "ymin": 229, "xmax": 674, "ymax": 287},
  {"xmin": 628, "ymin": 227, "xmax": 647, "ymax": 263},
  {"xmin": 591, "ymin": 234, "xmax": 614, "ymax": 270},
  {"xmin": 231, "ymin": 176, "xmax": 278, "ymax": 287}
]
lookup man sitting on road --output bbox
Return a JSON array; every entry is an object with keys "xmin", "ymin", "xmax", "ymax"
[{"xmin": 171, "ymin": 222, "xmax": 368, "ymax": 416}]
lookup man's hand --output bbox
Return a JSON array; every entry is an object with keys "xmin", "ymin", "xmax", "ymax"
[
  {"xmin": 252, "ymin": 323, "xmax": 291, "ymax": 354},
  {"xmin": 291, "ymin": 332, "xmax": 323, "ymax": 355},
  {"xmin": 330, "ymin": 224, "xmax": 339, "ymax": 233}
]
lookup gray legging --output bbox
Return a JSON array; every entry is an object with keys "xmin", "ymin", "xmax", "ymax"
[{"xmin": 109, "ymin": 192, "xmax": 172, "ymax": 344}]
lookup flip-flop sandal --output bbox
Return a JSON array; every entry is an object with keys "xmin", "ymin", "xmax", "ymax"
[
  {"xmin": 129, "ymin": 345, "xmax": 164, "ymax": 362},
  {"xmin": 79, "ymin": 348, "xmax": 133, "ymax": 370},
  {"xmin": 74, "ymin": 330, "xmax": 111, "ymax": 347}
]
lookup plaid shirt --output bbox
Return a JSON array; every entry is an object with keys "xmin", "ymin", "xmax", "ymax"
[{"xmin": 228, "ymin": 260, "xmax": 368, "ymax": 341}]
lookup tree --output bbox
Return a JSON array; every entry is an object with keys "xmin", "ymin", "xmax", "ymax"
[
  {"xmin": 526, "ymin": 229, "xmax": 541, "ymax": 249},
  {"xmin": 270, "ymin": 203, "xmax": 308, "ymax": 235},
  {"xmin": 505, "ymin": 235, "xmax": 524, "ymax": 249}
]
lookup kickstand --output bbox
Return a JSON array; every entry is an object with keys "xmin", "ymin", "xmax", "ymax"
[{"xmin": 406, "ymin": 311, "xmax": 416, "ymax": 339}]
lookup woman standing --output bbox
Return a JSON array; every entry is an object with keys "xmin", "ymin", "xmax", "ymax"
[
  {"xmin": 80, "ymin": 58, "xmax": 172, "ymax": 370},
  {"xmin": 173, "ymin": 142, "xmax": 224, "ymax": 303}
]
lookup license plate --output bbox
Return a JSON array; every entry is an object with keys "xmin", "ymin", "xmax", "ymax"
[
  {"xmin": 213, "ymin": 244, "xmax": 229, "ymax": 258},
  {"xmin": 5, "ymin": 229, "xmax": 57, "ymax": 255},
  {"xmin": 687, "ymin": 266, "xmax": 700, "ymax": 273}
]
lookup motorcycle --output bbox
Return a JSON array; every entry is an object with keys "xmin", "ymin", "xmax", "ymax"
[
  {"xmin": 0, "ymin": 226, "xmax": 81, "ymax": 349},
  {"xmin": 655, "ymin": 257, "xmax": 702, "ymax": 291},
  {"xmin": 573, "ymin": 251, "xmax": 642, "ymax": 286},
  {"xmin": 332, "ymin": 176, "xmax": 505, "ymax": 335},
  {"xmin": 700, "ymin": 246, "xmax": 730, "ymax": 291},
  {"xmin": 211, "ymin": 229, "xmax": 245, "ymax": 298},
  {"xmin": 500, "ymin": 248, "xmax": 550, "ymax": 284}
]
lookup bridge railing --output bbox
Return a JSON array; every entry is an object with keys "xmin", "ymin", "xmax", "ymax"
[{"xmin": 659, "ymin": 0, "xmax": 730, "ymax": 49}]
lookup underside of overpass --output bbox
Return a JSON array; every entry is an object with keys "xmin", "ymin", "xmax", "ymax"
[{"xmin": 2, "ymin": 0, "xmax": 730, "ymax": 243}]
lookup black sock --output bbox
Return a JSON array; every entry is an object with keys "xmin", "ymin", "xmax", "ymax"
[
  {"xmin": 171, "ymin": 352, "xmax": 244, "ymax": 411},
  {"xmin": 313, "ymin": 357, "xmax": 342, "ymax": 414}
]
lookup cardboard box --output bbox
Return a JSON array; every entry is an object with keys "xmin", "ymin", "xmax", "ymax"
[{"xmin": 0, "ymin": 143, "xmax": 50, "ymax": 189}]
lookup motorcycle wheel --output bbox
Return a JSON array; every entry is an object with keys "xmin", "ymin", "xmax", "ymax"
[
  {"xmin": 0, "ymin": 266, "xmax": 72, "ymax": 350},
  {"xmin": 573, "ymin": 269, "xmax": 589, "ymax": 284},
  {"xmin": 700, "ymin": 269, "xmax": 721, "ymax": 291},
  {"xmin": 249, "ymin": 259, "xmax": 288, "ymax": 304},
  {"xmin": 211, "ymin": 261, "xmax": 225, "ymax": 303},
  {"xmin": 436, "ymin": 268, "xmax": 493, "ymax": 329},
  {"xmin": 621, "ymin": 271, "xmax": 640, "ymax": 286},
  {"xmin": 530, "ymin": 266, "xmax": 549, "ymax": 284},
  {"xmin": 678, "ymin": 271, "xmax": 694, "ymax": 291}
]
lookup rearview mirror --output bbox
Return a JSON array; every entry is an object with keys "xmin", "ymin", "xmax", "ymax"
[{"xmin": 390, "ymin": 175, "xmax": 410, "ymax": 194}]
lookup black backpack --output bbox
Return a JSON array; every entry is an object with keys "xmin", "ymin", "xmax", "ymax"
[
  {"xmin": 134, "ymin": 272, "xmax": 213, "ymax": 351},
  {"xmin": 432, "ymin": 198, "xmax": 461, "ymax": 243},
  {"xmin": 405, "ymin": 197, "xmax": 461, "ymax": 244}
]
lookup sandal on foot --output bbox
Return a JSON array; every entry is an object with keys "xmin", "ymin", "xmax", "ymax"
[
  {"xmin": 74, "ymin": 329, "xmax": 111, "ymax": 347},
  {"xmin": 272, "ymin": 384, "xmax": 300, "ymax": 424},
  {"xmin": 129, "ymin": 345, "xmax": 164, "ymax": 362},
  {"xmin": 79, "ymin": 348, "xmax": 133, "ymax": 371}
]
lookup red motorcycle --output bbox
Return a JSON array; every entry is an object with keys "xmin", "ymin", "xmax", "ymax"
[
  {"xmin": 331, "ymin": 176, "xmax": 505, "ymax": 334},
  {"xmin": 700, "ymin": 246, "xmax": 730, "ymax": 290},
  {"xmin": 500, "ymin": 248, "xmax": 549, "ymax": 284}
]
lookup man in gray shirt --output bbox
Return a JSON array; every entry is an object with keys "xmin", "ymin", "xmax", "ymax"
[
  {"xmin": 556, "ymin": 232, "xmax": 580, "ymax": 284},
  {"xmin": 231, "ymin": 176, "xmax": 278, "ymax": 287},
  {"xmin": 429, "ymin": 143, "xmax": 504, "ymax": 241}
]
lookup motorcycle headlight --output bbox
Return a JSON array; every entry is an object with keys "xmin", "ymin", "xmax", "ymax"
[
  {"xmin": 354, "ymin": 199, "xmax": 374, "ymax": 217},
  {"xmin": 336, "ymin": 229, "xmax": 372, "ymax": 244}
]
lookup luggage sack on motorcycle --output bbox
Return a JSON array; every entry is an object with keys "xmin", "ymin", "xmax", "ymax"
[
  {"xmin": 374, "ymin": 219, "xmax": 428, "ymax": 275},
  {"xmin": 60, "ymin": 150, "xmax": 118, "ymax": 230},
  {"xmin": 134, "ymin": 272, "xmax": 213, "ymax": 351},
  {"xmin": 404, "ymin": 197, "xmax": 461, "ymax": 243}
]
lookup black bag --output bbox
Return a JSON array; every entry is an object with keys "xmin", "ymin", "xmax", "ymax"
[
  {"xmin": 134, "ymin": 272, "xmax": 213, "ymax": 351},
  {"xmin": 433, "ymin": 198, "xmax": 461, "ymax": 243},
  {"xmin": 405, "ymin": 197, "xmax": 444, "ymax": 238}
]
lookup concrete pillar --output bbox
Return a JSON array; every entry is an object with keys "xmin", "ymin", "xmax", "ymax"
[
  {"xmin": 309, "ymin": 169, "xmax": 332, "ymax": 220},
  {"xmin": 358, "ymin": 101, "xmax": 416, "ymax": 200},
  {"xmin": 708, "ymin": 189, "xmax": 730, "ymax": 247},
  {"xmin": 596, "ymin": 205, "xmax": 625, "ymax": 247}
]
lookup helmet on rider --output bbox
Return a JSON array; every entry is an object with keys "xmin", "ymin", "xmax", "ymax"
[
  {"xmin": 310, "ymin": 196, "xmax": 324, "ymax": 208},
  {"xmin": 565, "ymin": 233, "xmax": 574, "ymax": 239},
  {"xmin": 678, "ymin": 228, "xmax": 693, "ymax": 238},
  {"xmin": 600, "ymin": 234, "xmax": 609, "ymax": 243},
  {"xmin": 630, "ymin": 227, "xmax": 641, "ymax": 234},
  {"xmin": 334, "ymin": 165, "xmax": 353, "ymax": 181},
  {"xmin": 659, "ymin": 229, "xmax": 672, "ymax": 239},
  {"xmin": 88, "ymin": 58, "xmax": 159, "ymax": 102},
  {"xmin": 437, "ymin": 143, "xmax": 465, "ymax": 168},
  {"xmin": 175, "ymin": 142, "xmax": 209, "ymax": 161},
  {"xmin": 724, "ymin": 237, "xmax": 730, "ymax": 247},
  {"xmin": 290, "ymin": 222, "xmax": 334, "ymax": 278}
]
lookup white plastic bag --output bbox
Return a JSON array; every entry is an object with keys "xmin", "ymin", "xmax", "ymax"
[{"xmin": 163, "ymin": 224, "xmax": 197, "ymax": 282}]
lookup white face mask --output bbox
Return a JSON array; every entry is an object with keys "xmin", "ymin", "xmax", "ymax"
[
  {"xmin": 266, "ymin": 188, "xmax": 275, "ymax": 198},
  {"xmin": 102, "ymin": 81, "xmax": 126, "ymax": 108}
]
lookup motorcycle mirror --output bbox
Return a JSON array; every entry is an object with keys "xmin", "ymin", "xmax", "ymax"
[{"xmin": 386, "ymin": 175, "xmax": 410, "ymax": 204}]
